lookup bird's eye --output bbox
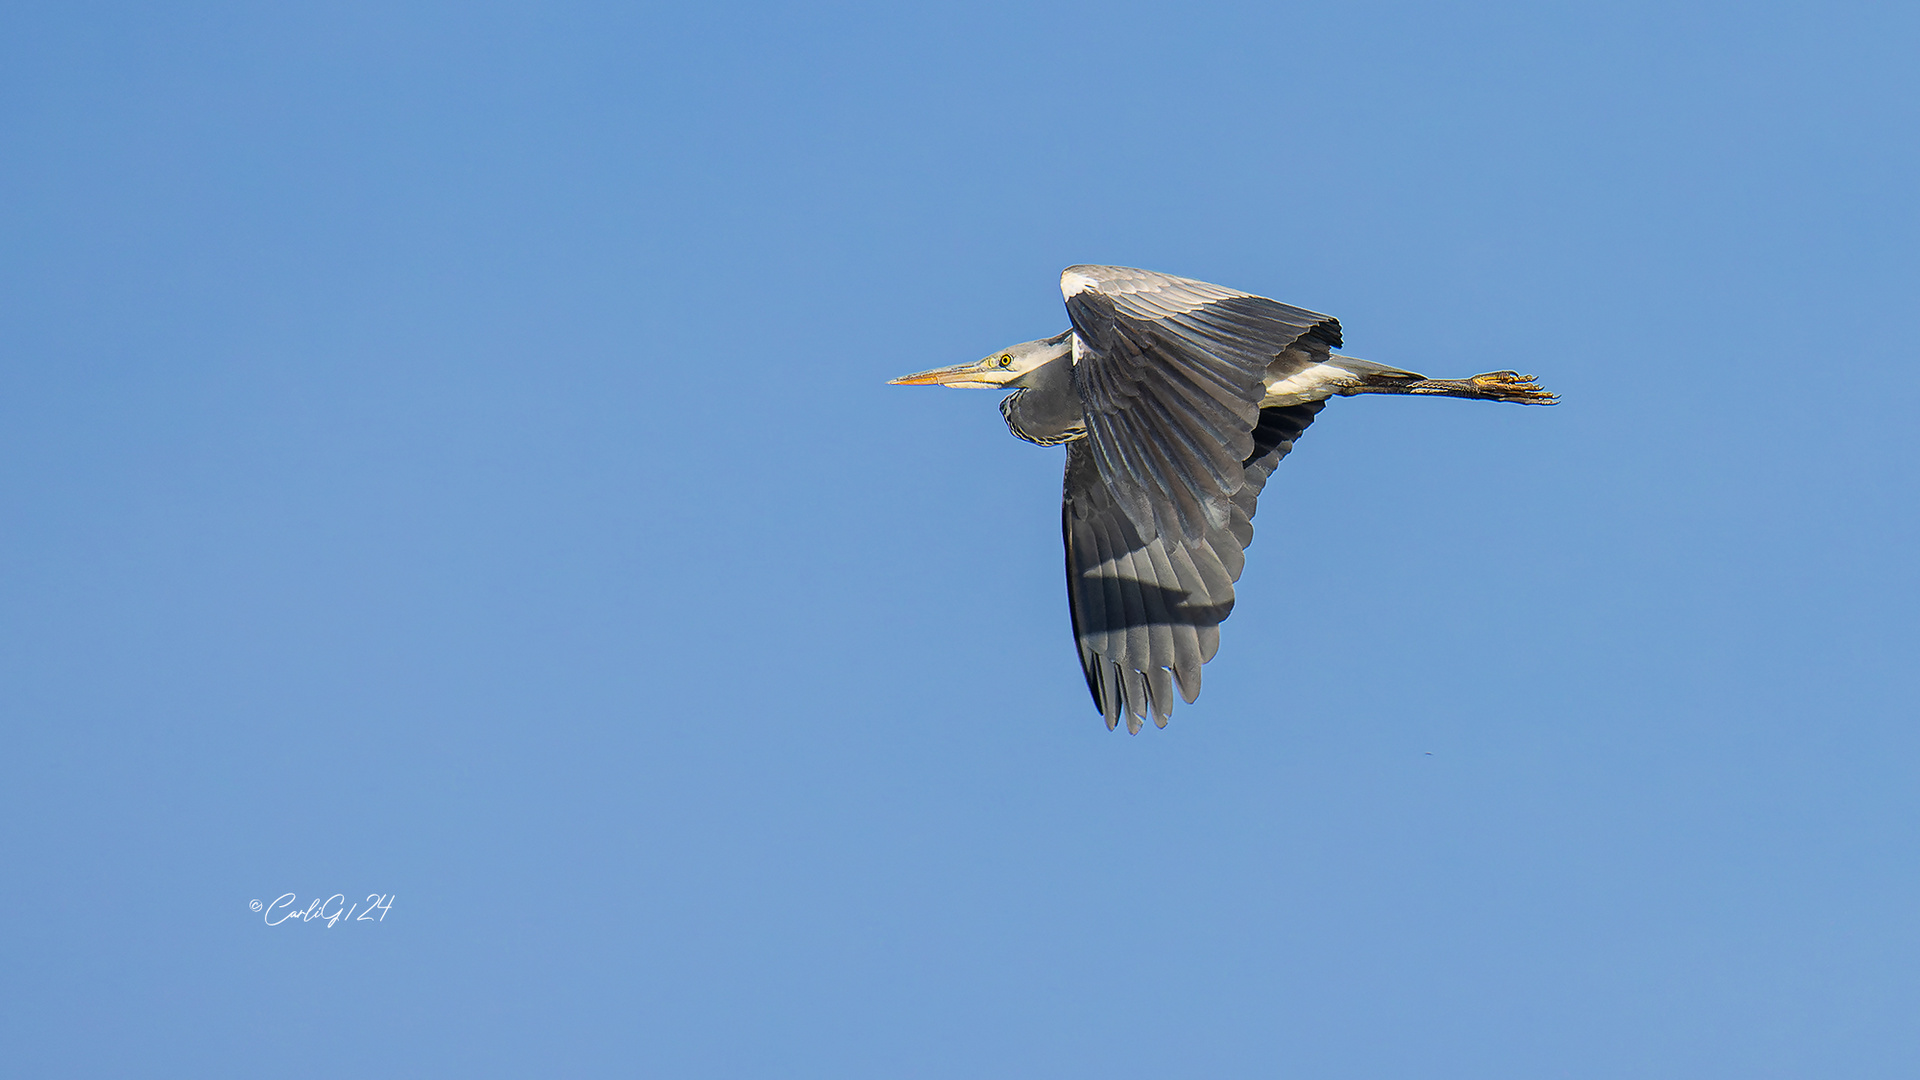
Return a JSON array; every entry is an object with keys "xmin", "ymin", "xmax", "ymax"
[{"xmin": 999, "ymin": 354, "xmax": 1013, "ymax": 367}]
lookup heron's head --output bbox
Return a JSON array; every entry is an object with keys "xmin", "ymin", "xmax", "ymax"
[{"xmin": 889, "ymin": 330, "xmax": 1072, "ymax": 390}]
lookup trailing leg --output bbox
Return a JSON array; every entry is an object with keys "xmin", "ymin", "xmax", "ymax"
[{"xmin": 1333, "ymin": 358, "xmax": 1557, "ymax": 405}]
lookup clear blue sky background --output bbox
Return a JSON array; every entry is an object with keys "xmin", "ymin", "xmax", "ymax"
[{"xmin": 3, "ymin": 1, "xmax": 1916, "ymax": 1076}]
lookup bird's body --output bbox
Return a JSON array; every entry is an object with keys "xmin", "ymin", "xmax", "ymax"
[{"xmin": 892, "ymin": 266, "xmax": 1553, "ymax": 733}]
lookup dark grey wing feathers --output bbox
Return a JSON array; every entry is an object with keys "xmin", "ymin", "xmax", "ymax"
[
  {"xmin": 1063, "ymin": 403, "xmax": 1325, "ymax": 731},
  {"xmin": 1054, "ymin": 267, "xmax": 1338, "ymax": 730},
  {"xmin": 1242, "ymin": 401, "xmax": 1326, "ymax": 497},
  {"xmin": 1064, "ymin": 267, "xmax": 1339, "ymax": 548}
]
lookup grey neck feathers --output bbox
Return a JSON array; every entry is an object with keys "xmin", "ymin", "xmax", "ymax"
[{"xmin": 999, "ymin": 356, "xmax": 1085, "ymax": 446}]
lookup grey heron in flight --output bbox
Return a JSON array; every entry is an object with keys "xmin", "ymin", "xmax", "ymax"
[{"xmin": 892, "ymin": 266, "xmax": 1554, "ymax": 734}]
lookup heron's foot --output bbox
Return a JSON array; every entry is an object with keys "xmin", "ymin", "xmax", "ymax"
[
  {"xmin": 1470, "ymin": 371, "xmax": 1556, "ymax": 403},
  {"xmin": 1405, "ymin": 370, "xmax": 1557, "ymax": 405}
]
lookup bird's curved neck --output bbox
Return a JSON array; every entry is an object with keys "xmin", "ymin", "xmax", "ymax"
[{"xmin": 999, "ymin": 357, "xmax": 1084, "ymax": 446}]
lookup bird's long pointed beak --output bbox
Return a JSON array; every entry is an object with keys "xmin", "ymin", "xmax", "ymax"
[
  {"xmin": 888, "ymin": 359, "xmax": 993, "ymax": 387},
  {"xmin": 887, "ymin": 359, "xmax": 1008, "ymax": 389}
]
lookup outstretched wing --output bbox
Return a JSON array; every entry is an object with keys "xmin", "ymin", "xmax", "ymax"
[
  {"xmin": 1061, "ymin": 265, "xmax": 1341, "ymax": 547},
  {"xmin": 1064, "ymin": 402, "xmax": 1324, "ymax": 732}
]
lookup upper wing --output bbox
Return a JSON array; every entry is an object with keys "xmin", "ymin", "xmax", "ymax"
[
  {"xmin": 1061, "ymin": 265, "xmax": 1341, "ymax": 547},
  {"xmin": 1064, "ymin": 402, "xmax": 1325, "ymax": 732}
]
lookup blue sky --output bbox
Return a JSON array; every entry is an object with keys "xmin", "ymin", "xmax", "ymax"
[{"xmin": 3, "ymin": 1, "xmax": 1916, "ymax": 1076}]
